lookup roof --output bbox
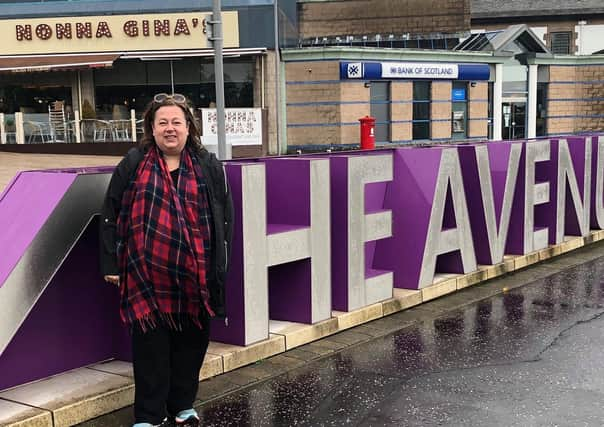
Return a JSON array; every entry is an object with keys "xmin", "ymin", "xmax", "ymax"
[
  {"xmin": 455, "ymin": 24, "xmax": 551, "ymax": 56},
  {"xmin": 472, "ymin": 0, "xmax": 604, "ymax": 19}
]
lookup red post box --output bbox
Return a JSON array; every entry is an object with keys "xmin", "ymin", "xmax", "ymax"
[{"xmin": 359, "ymin": 115, "xmax": 376, "ymax": 150}]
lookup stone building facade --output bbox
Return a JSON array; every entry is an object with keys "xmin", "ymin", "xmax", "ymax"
[
  {"xmin": 298, "ymin": 0, "xmax": 470, "ymax": 39},
  {"xmin": 471, "ymin": 0, "xmax": 604, "ymax": 55},
  {"xmin": 547, "ymin": 64, "xmax": 604, "ymax": 135},
  {"xmin": 283, "ymin": 49, "xmax": 491, "ymax": 148},
  {"xmin": 470, "ymin": 0, "xmax": 604, "ymax": 138},
  {"xmin": 283, "ymin": 20, "xmax": 603, "ymax": 150}
]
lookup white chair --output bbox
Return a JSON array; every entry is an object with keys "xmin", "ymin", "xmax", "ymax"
[
  {"xmin": 48, "ymin": 101, "xmax": 67, "ymax": 142},
  {"xmin": 111, "ymin": 120, "xmax": 131, "ymax": 141},
  {"xmin": 93, "ymin": 120, "xmax": 112, "ymax": 142},
  {"xmin": 24, "ymin": 121, "xmax": 52, "ymax": 143}
]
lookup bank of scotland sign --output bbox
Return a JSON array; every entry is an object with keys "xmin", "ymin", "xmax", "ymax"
[
  {"xmin": 340, "ymin": 61, "xmax": 490, "ymax": 81},
  {"xmin": 346, "ymin": 62, "xmax": 363, "ymax": 78}
]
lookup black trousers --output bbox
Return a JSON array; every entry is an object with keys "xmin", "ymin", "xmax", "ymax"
[{"xmin": 132, "ymin": 310, "xmax": 211, "ymax": 424}]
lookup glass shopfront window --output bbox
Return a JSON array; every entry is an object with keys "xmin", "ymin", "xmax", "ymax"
[
  {"xmin": 93, "ymin": 57, "xmax": 254, "ymax": 118},
  {"xmin": 412, "ymin": 81, "xmax": 431, "ymax": 140},
  {"xmin": 536, "ymin": 82, "xmax": 547, "ymax": 137},
  {"xmin": 0, "ymin": 72, "xmax": 73, "ymax": 115}
]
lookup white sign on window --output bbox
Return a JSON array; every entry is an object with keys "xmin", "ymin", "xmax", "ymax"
[
  {"xmin": 201, "ymin": 108, "xmax": 262, "ymax": 146},
  {"xmin": 381, "ymin": 62, "xmax": 459, "ymax": 79}
]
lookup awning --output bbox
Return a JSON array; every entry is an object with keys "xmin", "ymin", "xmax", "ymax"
[
  {"xmin": 0, "ymin": 54, "xmax": 119, "ymax": 73},
  {"xmin": 119, "ymin": 47, "xmax": 267, "ymax": 60}
]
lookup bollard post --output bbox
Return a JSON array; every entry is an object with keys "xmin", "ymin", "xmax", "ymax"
[
  {"xmin": 74, "ymin": 110, "xmax": 81, "ymax": 143},
  {"xmin": 130, "ymin": 109, "xmax": 137, "ymax": 143},
  {"xmin": 15, "ymin": 112, "xmax": 24, "ymax": 144},
  {"xmin": 0, "ymin": 113, "xmax": 5, "ymax": 144}
]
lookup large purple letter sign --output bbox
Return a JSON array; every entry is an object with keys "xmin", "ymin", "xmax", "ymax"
[
  {"xmin": 459, "ymin": 142, "xmax": 522, "ymax": 265},
  {"xmin": 375, "ymin": 147, "xmax": 476, "ymax": 289},
  {"xmin": 591, "ymin": 136, "xmax": 604, "ymax": 228},
  {"xmin": 330, "ymin": 154, "xmax": 393, "ymax": 311},
  {"xmin": 211, "ymin": 159, "xmax": 331, "ymax": 346},
  {"xmin": 524, "ymin": 139, "xmax": 551, "ymax": 253},
  {"xmin": 4, "ymin": 134, "xmax": 604, "ymax": 391},
  {"xmin": 418, "ymin": 148, "xmax": 476, "ymax": 287},
  {"xmin": 554, "ymin": 137, "xmax": 592, "ymax": 242}
]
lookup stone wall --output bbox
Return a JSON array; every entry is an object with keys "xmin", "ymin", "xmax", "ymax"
[
  {"xmin": 298, "ymin": 0, "xmax": 470, "ymax": 39},
  {"xmin": 391, "ymin": 81, "xmax": 413, "ymax": 142},
  {"xmin": 547, "ymin": 65, "xmax": 604, "ymax": 135},
  {"xmin": 431, "ymin": 81, "xmax": 452, "ymax": 139},
  {"xmin": 286, "ymin": 61, "xmax": 344, "ymax": 147},
  {"xmin": 468, "ymin": 81, "xmax": 489, "ymax": 138}
]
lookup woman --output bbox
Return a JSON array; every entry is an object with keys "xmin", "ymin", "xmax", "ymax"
[{"xmin": 100, "ymin": 93, "xmax": 233, "ymax": 427}]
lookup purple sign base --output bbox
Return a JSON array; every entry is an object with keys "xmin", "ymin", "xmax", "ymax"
[{"xmin": 0, "ymin": 219, "xmax": 131, "ymax": 391}]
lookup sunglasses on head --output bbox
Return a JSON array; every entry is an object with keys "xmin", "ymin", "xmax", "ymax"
[{"xmin": 153, "ymin": 93, "xmax": 187, "ymax": 104}]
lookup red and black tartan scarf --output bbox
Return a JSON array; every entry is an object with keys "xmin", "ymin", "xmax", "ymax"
[{"xmin": 117, "ymin": 145, "xmax": 213, "ymax": 330}]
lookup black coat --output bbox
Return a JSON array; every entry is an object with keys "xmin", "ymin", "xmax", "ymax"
[{"xmin": 99, "ymin": 146, "xmax": 234, "ymax": 317}]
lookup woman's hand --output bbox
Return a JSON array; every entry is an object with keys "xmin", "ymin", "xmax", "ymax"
[{"xmin": 104, "ymin": 275, "xmax": 119, "ymax": 286}]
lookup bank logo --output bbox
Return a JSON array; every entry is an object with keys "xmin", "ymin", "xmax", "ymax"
[{"xmin": 347, "ymin": 62, "xmax": 363, "ymax": 78}]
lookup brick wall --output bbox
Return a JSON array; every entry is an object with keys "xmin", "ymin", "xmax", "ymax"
[
  {"xmin": 576, "ymin": 66, "xmax": 604, "ymax": 133},
  {"xmin": 286, "ymin": 60, "xmax": 344, "ymax": 146},
  {"xmin": 298, "ymin": 0, "xmax": 470, "ymax": 39},
  {"xmin": 341, "ymin": 82, "xmax": 371, "ymax": 145},
  {"xmin": 391, "ymin": 81, "xmax": 412, "ymax": 142},
  {"xmin": 546, "ymin": 65, "xmax": 604, "ymax": 135},
  {"xmin": 468, "ymin": 82, "xmax": 488, "ymax": 138},
  {"xmin": 431, "ymin": 81, "xmax": 452, "ymax": 140}
]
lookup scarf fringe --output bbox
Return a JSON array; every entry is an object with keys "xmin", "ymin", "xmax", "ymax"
[{"xmin": 134, "ymin": 310, "xmax": 204, "ymax": 333}]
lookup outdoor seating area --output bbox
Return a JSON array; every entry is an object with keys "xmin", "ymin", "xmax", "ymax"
[{"xmin": 0, "ymin": 109, "xmax": 139, "ymax": 144}]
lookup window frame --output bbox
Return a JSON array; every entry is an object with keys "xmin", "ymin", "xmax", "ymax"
[
  {"xmin": 412, "ymin": 80, "xmax": 431, "ymax": 141},
  {"xmin": 550, "ymin": 31, "xmax": 572, "ymax": 55}
]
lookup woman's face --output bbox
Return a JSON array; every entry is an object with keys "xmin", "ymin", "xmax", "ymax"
[{"xmin": 152, "ymin": 105, "xmax": 189, "ymax": 156}]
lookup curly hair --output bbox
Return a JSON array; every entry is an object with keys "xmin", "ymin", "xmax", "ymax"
[{"xmin": 139, "ymin": 96, "xmax": 204, "ymax": 154}]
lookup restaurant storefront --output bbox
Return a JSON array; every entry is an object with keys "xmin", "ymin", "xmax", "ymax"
[
  {"xmin": 0, "ymin": 55, "xmax": 258, "ymax": 116},
  {"xmin": 0, "ymin": 3, "xmax": 288, "ymax": 155}
]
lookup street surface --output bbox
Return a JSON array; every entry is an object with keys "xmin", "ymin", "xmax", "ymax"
[{"xmin": 81, "ymin": 243, "xmax": 604, "ymax": 426}]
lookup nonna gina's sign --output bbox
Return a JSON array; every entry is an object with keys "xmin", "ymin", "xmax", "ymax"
[{"xmin": 2, "ymin": 12, "xmax": 240, "ymax": 55}]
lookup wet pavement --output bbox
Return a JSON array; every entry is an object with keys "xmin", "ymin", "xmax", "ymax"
[{"xmin": 80, "ymin": 243, "xmax": 604, "ymax": 427}]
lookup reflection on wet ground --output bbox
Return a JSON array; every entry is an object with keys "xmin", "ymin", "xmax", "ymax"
[{"xmin": 199, "ymin": 256, "xmax": 604, "ymax": 426}]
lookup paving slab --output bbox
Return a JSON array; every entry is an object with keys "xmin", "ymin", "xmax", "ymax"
[
  {"xmin": 323, "ymin": 329, "xmax": 373, "ymax": 346},
  {"xmin": 87, "ymin": 361, "xmax": 132, "ymax": 378},
  {"xmin": 421, "ymin": 275, "xmax": 457, "ymax": 302},
  {"xmin": 332, "ymin": 302, "xmax": 383, "ymax": 330},
  {"xmin": 382, "ymin": 288, "xmax": 422, "ymax": 316},
  {"xmin": 484, "ymin": 257, "xmax": 517, "ymax": 279},
  {"xmin": 269, "ymin": 318, "xmax": 339, "ymax": 350},
  {"xmin": 0, "ymin": 368, "xmax": 133, "ymax": 427},
  {"xmin": 0, "ymin": 399, "xmax": 52, "ymax": 427},
  {"xmin": 207, "ymin": 334, "xmax": 285, "ymax": 372},
  {"xmin": 456, "ymin": 268, "xmax": 489, "ymax": 290},
  {"xmin": 281, "ymin": 347, "xmax": 324, "ymax": 362}
]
